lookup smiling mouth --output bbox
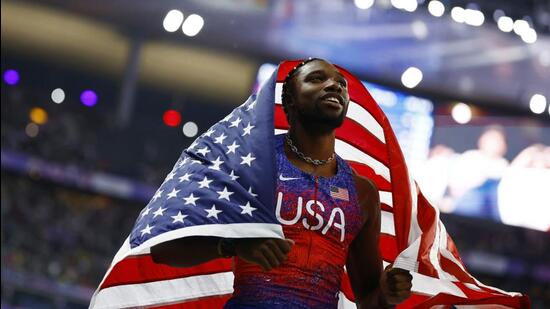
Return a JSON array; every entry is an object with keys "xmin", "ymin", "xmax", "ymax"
[{"xmin": 321, "ymin": 97, "xmax": 343, "ymax": 109}]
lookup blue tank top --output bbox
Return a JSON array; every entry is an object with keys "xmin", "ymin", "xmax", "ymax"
[{"xmin": 225, "ymin": 134, "xmax": 364, "ymax": 309}]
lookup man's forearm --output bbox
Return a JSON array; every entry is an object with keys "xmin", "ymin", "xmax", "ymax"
[
  {"xmin": 358, "ymin": 288, "xmax": 392, "ymax": 309},
  {"xmin": 151, "ymin": 236, "xmax": 221, "ymax": 267}
]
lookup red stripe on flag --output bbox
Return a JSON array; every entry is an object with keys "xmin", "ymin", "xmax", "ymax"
[
  {"xmin": 380, "ymin": 234, "xmax": 398, "ymax": 261},
  {"xmin": 347, "ymin": 161, "xmax": 392, "ymax": 192},
  {"xmin": 415, "ymin": 191, "xmax": 439, "ymax": 278},
  {"xmin": 100, "ymin": 255, "xmax": 232, "ymax": 289}
]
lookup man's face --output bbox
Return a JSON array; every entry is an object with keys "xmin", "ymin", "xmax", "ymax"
[{"xmin": 288, "ymin": 60, "xmax": 350, "ymax": 129}]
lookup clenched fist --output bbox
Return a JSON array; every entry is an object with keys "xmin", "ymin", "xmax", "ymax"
[
  {"xmin": 235, "ymin": 238, "xmax": 295, "ymax": 271},
  {"xmin": 379, "ymin": 265, "xmax": 413, "ymax": 305}
]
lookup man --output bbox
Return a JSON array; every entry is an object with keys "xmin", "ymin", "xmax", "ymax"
[{"xmin": 151, "ymin": 58, "xmax": 413, "ymax": 308}]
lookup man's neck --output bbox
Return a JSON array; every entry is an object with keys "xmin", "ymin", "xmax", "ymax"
[{"xmin": 287, "ymin": 122, "xmax": 335, "ymax": 161}]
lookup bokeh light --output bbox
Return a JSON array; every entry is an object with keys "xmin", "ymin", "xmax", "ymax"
[
  {"xmin": 451, "ymin": 7, "xmax": 465, "ymax": 23},
  {"xmin": 428, "ymin": 1, "xmax": 445, "ymax": 17},
  {"xmin": 51, "ymin": 88, "xmax": 65, "ymax": 104},
  {"xmin": 354, "ymin": 0, "xmax": 374, "ymax": 10},
  {"xmin": 3, "ymin": 69, "xmax": 20, "ymax": 86},
  {"xmin": 163, "ymin": 10, "xmax": 184, "ymax": 32},
  {"xmin": 25, "ymin": 123, "xmax": 39, "ymax": 138},
  {"xmin": 401, "ymin": 67, "xmax": 423, "ymax": 88},
  {"xmin": 182, "ymin": 121, "xmax": 198, "ymax": 137},
  {"xmin": 529, "ymin": 94, "xmax": 546, "ymax": 114},
  {"xmin": 80, "ymin": 90, "xmax": 98, "ymax": 107},
  {"xmin": 451, "ymin": 102, "xmax": 472, "ymax": 124},
  {"xmin": 182, "ymin": 14, "xmax": 204, "ymax": 37},
  {"xmin": 497, "ymin": 16, "xmax": 514, "ymax": 32},
  {"xmin": 29, "ymin": 107, "xmax": 48, "ymax": 125},
  {"xmin": 163, "ymin": 110, "xmax": 182, "ymax": 127}
]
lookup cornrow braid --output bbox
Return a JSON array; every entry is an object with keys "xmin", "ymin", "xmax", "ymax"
[{"xmin": 281, "ymin": 57, "xmax": 323, "ymax": 115}]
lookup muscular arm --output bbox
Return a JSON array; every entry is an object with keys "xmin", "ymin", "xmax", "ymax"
[
  {"xmin": 346, "ymin": 175, "xmax": 386, "ymax": 308},
  {"xmin": 151, "ymin": 236, "xmax": 221, "ymax": 267}
]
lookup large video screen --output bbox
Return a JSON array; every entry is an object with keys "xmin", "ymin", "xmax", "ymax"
[{"xmin": 416, "ymin": 117, "xmax": 550, "ymax": 231}]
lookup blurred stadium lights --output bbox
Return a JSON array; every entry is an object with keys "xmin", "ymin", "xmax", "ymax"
[
  {"xmin": 411, "ymin": 20, "xmax": 428, "ymax": 39},
  {"xmin": 80, "ymin": 90, "xmax": 98, "ymax": 107},
  {"xmin": 3, "ymin": 69, "xmax": 20, "ymax": 86},
  {"xmin": 497, "ymin": 16, "xmax": 514, "ymax": 32},
  {"xmin": 521, "ymin": 28, "xmax": 537, "ymax": 43},
  {"xmin": 464, "ymin": 9, "xmax": 485, "ymax": 27},
  {"xmin": 529, "ymin": 94, "xmax": 547, "ymax": 115},
  {"xmin": 163, "ymin": 10, "xmax": 184, "ymax": 32},
  {"xmin": 401, "ymin": 67, "xmax": 423, "ymax": 88},
  {"xmin": 25, "ymin": 123, "xmax": 39, "ymax": 138},
  {"xmin": 163, "ymin": 109, "xmax": 182, "ymax": 127},
  {"xmin": 50, "ymin": 88, "xmax": 65, "ymax": 104},
  {"xmin": 451, "ymin": 6, "xmax": 466, "ymax": 23},
  {"xmin": 513, "ymin": 19, "xmax": 530, "ymax": 36},
  {"xmin": 451, "ymin": 102, "xmax": 472, "ymax": 124},
  {"xmin": 354, "ymin": 0, "xmax": 375, "ymax": 10},
  {"xmin": 181, "ymin": 14, "xmax": 205, "ymax": 37},
  {"xmin": 391, "ymin": 0, "xmax": 418, "ymax": 12},
  {"xmin": 427, "ymin": 0, "xmax": 445, "ymax": 17},
  {"xmin": 30, "ymin": 107, "xmax": 48, "ymax": 125},
  {"xmin": 182, "ymin": 121, "xmax": 199, "ymax": 137}
]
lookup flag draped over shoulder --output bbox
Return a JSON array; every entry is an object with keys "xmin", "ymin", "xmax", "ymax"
[{"xmin": 89, "ymin": 60, "xmax": 530, "ymax": 309}]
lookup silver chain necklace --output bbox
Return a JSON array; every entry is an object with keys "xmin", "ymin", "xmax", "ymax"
[{"xmin": 285, "ymin": 134, "xmax": 336, "ymax": 166}]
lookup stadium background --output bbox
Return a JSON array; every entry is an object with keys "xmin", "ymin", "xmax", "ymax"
[{"xmin": 1, "ymin": 0, "xmax": 549, "ymax": 308}]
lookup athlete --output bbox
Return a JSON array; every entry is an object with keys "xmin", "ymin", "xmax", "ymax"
[{"xmin": 151, "ymin": 58, "xmax": 413, "ymax": 308}]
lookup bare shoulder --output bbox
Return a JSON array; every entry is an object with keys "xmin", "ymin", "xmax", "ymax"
[{"xmin": 351, "ymin": 169, "xmax": 379, "ymax": 202}]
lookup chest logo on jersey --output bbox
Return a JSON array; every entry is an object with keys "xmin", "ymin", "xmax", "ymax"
[{"xmin": 275, "ymin": 191, "xmax": 346, "ymax": 242}]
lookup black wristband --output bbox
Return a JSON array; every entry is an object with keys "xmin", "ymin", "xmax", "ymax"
[{"xmin": 219, "ymin": 238, "xmax": 236, "ymax": 258}]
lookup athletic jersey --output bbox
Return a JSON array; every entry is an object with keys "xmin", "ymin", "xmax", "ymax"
[{"xmin": 225, "ymin": 134, "xmax": 364, "ymax": 309}]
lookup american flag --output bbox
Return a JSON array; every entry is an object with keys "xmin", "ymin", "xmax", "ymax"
[
  {"xmin": 89, "ymin": 60, "xmax": 530, "ymax": 309},
  {"xmin": 330, "ymin": 185, "xmax": 350, "ymax": 201}
]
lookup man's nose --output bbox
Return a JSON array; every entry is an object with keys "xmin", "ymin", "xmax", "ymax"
[{"xmin": 324, "ymin": 79, "xmax": 343, "ymax": 93}]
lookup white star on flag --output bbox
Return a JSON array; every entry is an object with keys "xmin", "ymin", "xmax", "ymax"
[
  {"xmin": 171, "ymin": 211, "xmax": 188, "ymax": 224},
  {"xmin": 178, "ymin": 173, "xmax": 192, "ymax": 182},
  {"xmin": 246, "ymin": 100, "xmax": 256, "ymax": 111},
  {"xmin": 205, "ymin": 205, "xmax": 222, "ymax": 219},
  {"xmin": 197, "ymin": 146, "xmax": 211, "ymax": 156},
  {"xmin": 226, "ymin": 141, "xmax": 240, "ymax": 154},
  {"xmin": 203, "ymin": 128, "xmax": 215, "ymax": 137},
  {"xmin": 165, "ymin": 171, "xmax": 176, "ymax": 182},
  {"xmin": 242, "ymin": 123, "xmax": 254, "ymax": 136},
  {"xmin": 217, "ymin": 187, "xmax": 234, "ymax": 201},
  {"xmin": 239, "ymin": 202, "xmax": 257, "ymax": 216},
  {"xmin": 140, "ymin": 207, "xmax": 151, "ymax": 218},
  {"xmin": 248, "ymin": 187, "xmax": 258, "ymax": 197},
  {"xmin": 198, "ymin": 176, "xmax": 213, "ymax": 189},
  {"xmin": 153, "ymin": 207, "xmax": 167, "ymax": 218},
  {"xmin": 214, "ymin": 133, "xmax": 227, "ymax": 144},
  {"xmin": 229, "ymin": 170, "xmax": 239, "ymax": 181},
  {"xmin": 151, "ymin": 189, "xmax": 163, "ymax": 202},
  {"xmin": 183, "ymin": 193, "xmax": 199, "ymax": 206},
  {"xmin": 209, "ymin": 157, "xmax": 224, "ymax": 171},
  {"xmin": 140, "ymin": 224, "xmax": 154, "ymax": 236},
  {"xmin": 229, "ymin": 117, "xmax": 242, "ymax": 128},
  {"xmin": 166, "ymin": 188, "xmax": 180, "ymax": 199},
  {"xmin": 240, "ymin": 153, "xmax": 256, "ymax": 166}
]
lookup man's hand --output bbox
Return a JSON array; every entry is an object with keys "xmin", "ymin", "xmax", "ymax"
[
  {"xmin": 235, "ymin": 238, "xmax": 294, "ymax": 271},
  {"xmin": 379, "ymin": 265, "xmax": 413, "ymax": 305}
]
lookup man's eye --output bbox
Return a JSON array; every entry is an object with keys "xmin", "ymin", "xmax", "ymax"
[
  {"xmin": 308, "ymin": 76, "xmax": 324, "ymax": 82},
  {"xmin": 339, "ymin": 80, "xmax": 347, "ymax": 87}
]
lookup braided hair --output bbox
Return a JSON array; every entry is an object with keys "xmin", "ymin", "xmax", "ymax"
[{"xmin": 281, "ymin": 57, "xmax": 323, "ymax": 115}]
